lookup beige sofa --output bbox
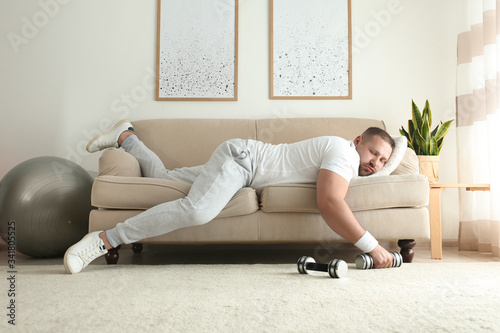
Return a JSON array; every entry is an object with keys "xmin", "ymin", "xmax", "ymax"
[{"xmin": 89, "ymin": 118, "xmax": 430, "ymax": 263}]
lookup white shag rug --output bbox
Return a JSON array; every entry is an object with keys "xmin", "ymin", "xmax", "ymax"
[{"xmin": 1, "ymin": 262, "xmax": 500, "ymax": 332}]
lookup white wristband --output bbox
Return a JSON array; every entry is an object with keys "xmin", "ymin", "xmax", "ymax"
[{"xmin": 354, "ymin": 231, "xmax": 378, "ymax": 253}]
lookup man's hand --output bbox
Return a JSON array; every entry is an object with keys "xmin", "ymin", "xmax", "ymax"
[{"xmin": 369, "ymin": 244, "xmax": 394, "ymax": 268}]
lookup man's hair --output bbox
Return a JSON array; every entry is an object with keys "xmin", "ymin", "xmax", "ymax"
[{"xmin": 361, "ymin": 127, "xmax": 395, "ymax": 150}]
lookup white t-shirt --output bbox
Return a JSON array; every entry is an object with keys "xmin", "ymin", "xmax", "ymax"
[{"xmin": 247, "ymin": 136, "xmax": 359, "ymax": 191}]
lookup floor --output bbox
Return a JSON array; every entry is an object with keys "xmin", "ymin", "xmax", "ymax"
[{"xmin": 1, "ymin": 241, "xmax": 499, "ymax": 267}]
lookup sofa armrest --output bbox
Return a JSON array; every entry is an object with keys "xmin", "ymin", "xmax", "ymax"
[
  {"xmin": 391, "ymin": 148, "xmax": 419, "ymax": 175},
  {"xmin": 98, "ymin": 149, "xmax": 142, "ymax": 177}
]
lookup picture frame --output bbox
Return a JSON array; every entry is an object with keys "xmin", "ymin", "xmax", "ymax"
[
  {"xmin": 156, "ymin": 0, "xmax": 238, "ymax": 101},
  {"xmin": 270, "ymin": 0, "xmax": 352, "ymax": 100}
]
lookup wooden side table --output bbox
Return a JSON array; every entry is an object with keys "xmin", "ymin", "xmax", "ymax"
[{"xmin": 429, "ymin": 183, "xmax": 490, "ymax": 259}]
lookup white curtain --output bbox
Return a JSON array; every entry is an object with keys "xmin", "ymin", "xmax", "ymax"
[{"xmin": 456, "ymin": 0, "xmax": 500, "ymax": 256}]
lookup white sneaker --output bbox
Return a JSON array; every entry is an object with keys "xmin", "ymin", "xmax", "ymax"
[
  {"xmin": 64, "ymin": 231, "xmax": 108, "ymax": 274},
  {"xmin": 86, "ymin": 119, "xmax": 134, "ymax": 153}
]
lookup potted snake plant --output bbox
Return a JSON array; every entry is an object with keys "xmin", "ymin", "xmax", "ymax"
[{"xmin": 399, "ymin": 100, "xmax": 453, "ymax": 184}]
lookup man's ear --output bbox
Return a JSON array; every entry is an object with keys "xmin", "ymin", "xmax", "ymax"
[{"xmin": 353, "ymin": 135, "xmax": 362, "ymax": 146}]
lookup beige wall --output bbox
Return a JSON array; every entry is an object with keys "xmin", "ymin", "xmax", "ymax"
[{"xmin": 0, "ymin": 0, "xmax": 460, "ymax": 240}]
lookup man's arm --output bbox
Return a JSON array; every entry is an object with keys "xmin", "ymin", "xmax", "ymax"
[{"xmin": 316, "ymin": 169, "xmax": 393, "ymax": 268}]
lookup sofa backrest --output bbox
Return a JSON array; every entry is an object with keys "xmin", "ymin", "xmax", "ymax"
[
  {"xmin": 131, "ymin": 118, "xmax": 386, "ymax": 170},
  {"xmin": 132, "ymin": 119, "xmax": 256, "ymax": 169},
  {"xmin": 256, "ymin": 118, "xmax": 385, "ymax": 144}
]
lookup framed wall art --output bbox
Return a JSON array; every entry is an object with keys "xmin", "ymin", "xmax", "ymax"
[
  {"xmin": 156, "ymin": 0, "xmax": 238, "ymax": 101},
  {"xmin": 270, "ymin": 0, "xmax": 352, "ymax": 99}
]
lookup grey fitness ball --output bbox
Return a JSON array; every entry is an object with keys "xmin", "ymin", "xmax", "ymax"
[{"xmin": 0, "ymin": 157, "xmax": 93, "ymax": 257}]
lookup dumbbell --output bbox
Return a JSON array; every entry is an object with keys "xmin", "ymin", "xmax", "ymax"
[
  {"xmin": 355, "ymin": 251, "xmax": 403, "ymax": 269},
  {"xmin": 297, "ymin": 256, "xmax": 348, "ymax": 278}
]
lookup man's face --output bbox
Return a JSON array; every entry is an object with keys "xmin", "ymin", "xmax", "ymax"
[{"xmin": 354, "ymin": 135, "xmax": 393, "ymax": 176}]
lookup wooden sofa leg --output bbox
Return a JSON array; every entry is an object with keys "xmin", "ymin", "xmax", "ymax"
[
  {"xmin": 398, "ymin": 239, "xmax": 416, "ymax": 263},
  {"xmin": 132, "ymin": 243, "xmax": 143, "ymax": 254},
  {"xmin": 105, "ymin": 245, "xmax": 121, "ymax": 265}
]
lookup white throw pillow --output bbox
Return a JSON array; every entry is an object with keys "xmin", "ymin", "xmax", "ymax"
[{"xmin": 370, "ymin": 136, "xmax": 408, "ymax": 177}]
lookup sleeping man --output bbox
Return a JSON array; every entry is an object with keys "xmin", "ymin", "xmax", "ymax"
[{"xmin": 64, "ymin": 120, "xmax": 396, "ymax": 274}]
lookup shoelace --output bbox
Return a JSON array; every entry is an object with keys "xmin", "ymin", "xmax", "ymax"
[{"xmin": 77, "ymin": 241, "xmax": 107, "ymax": 265}]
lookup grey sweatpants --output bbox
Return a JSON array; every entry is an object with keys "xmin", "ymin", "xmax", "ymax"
[{"xmin": 105, "ymin": 135, "xmax": 253, "ymax": 248}]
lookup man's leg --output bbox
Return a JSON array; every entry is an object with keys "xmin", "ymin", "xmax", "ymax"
[{"xmin": 65, "ymin": 138, "xmax": 252, "ymax": 273}]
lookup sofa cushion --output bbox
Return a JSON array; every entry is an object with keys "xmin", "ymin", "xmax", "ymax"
[
  {"xmin": 260, "ymin": 174, "xmax": 429, "ymax": 213},
  {"xmin": 91, "ymin": 176, "xmax": 259, "ymax": 218}
]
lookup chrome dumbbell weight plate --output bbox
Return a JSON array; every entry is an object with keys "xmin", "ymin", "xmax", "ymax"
[
  {"xmin": 355, "ymin": 251, "xmax": 403, "ymax": 269},
  {"xmin": 391, "ymin": 251, "xmax": 402, "ymax": 268},
  {"xmin": 355, "ymin": 253, "xmax": 374, "ymax": 270},
  {"xmin": 297, "ymin": 256, "xmax": 316, "ymax": 274},
  {"xmin": 328, "ymin": 259, "xmax": 348, "ymax": 278}
]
